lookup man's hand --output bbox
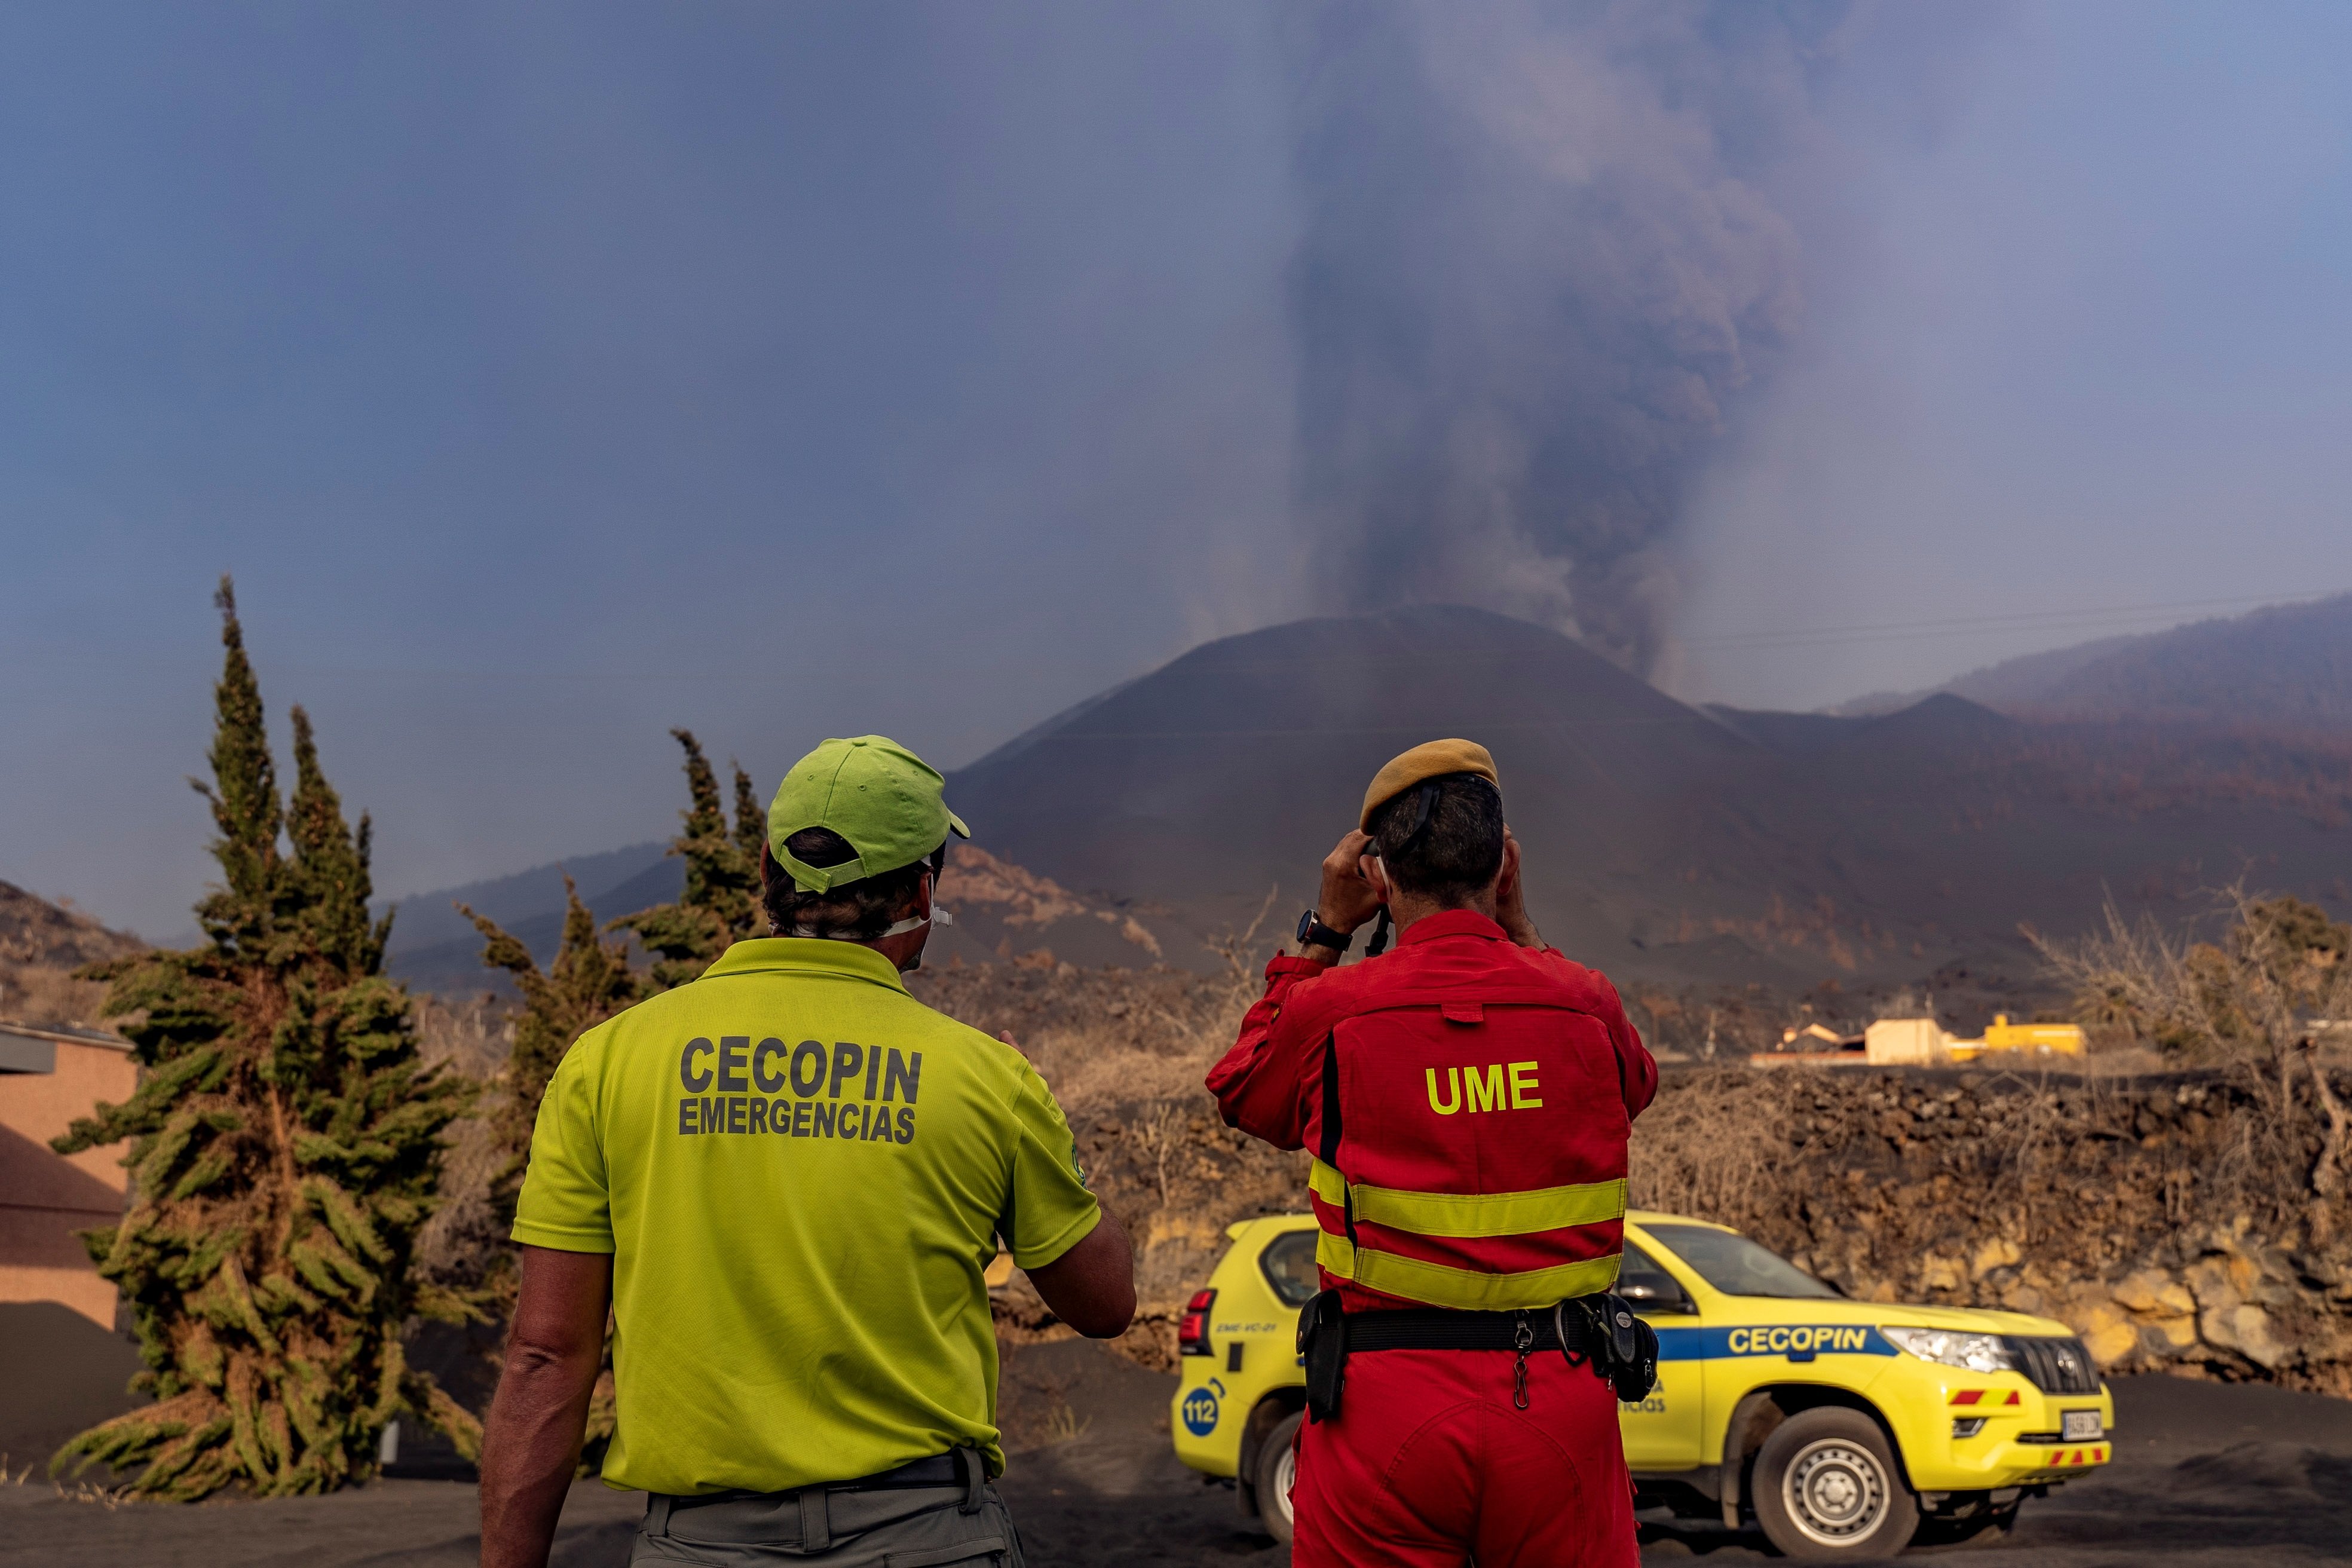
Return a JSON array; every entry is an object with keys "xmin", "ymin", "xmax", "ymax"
[
  {"xmin": 480, "ymin": 1246, "xmax": 612, "ymax": 1568},
  {"xmin": 1495, "ymin": 829, "xmax": 1542, "ymax": 948},
  {"xmin": 1307, "ymin": 829, "xmax": 1383, "ymax": 955}
]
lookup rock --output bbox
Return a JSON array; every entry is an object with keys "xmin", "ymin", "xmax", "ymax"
[
  {"xmin": 2081, "ymin": 1302, "xmax": 2139, "ymax": 1366},
  {"xmin": 2186, "ymin": 1257, "xmax": 2245, "ymax": 1315},
  {"xmin": 2203, "ymin": 1302, "xmax": 2289, "ymax": 1370},
  {"xmin": 2245, "ymin": 1247, "xmax": 2301, "ymax": 1307},
  {"xmin": 2114, "ymin": 1268, "xmax": 2195, "ymax": 1316},
  {"xmin": 1917, "ymin": 1255, "xmax": 1966, "ymax": 1293},
  {"xmin": 2002, "ymin": 1281, "xmax": 2051, "ymax": 1315}
]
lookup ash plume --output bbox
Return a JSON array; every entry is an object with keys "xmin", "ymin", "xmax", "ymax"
[{"xmin": 1283, "ymin": 0, "xmax": 1851, "ymax": 679}]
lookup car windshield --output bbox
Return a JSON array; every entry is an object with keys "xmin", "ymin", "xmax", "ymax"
[
  {"xmin": 1642, "ymin": 1224, "xmax": 1841, "ymax": 1300},
  {"xmin": 1260, "ymin": 1229, "xmax": 1321, "ymax": 1307}
]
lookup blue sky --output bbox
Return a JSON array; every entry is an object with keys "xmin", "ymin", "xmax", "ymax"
[{"xmin": 5, "ymin": 2, "xmax": 2350, "ymax": 938}]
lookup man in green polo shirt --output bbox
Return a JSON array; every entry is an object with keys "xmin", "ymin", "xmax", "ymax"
[{"xmin": 480, "ymin": 736, "xmax": 1134, "ymax": 1568}]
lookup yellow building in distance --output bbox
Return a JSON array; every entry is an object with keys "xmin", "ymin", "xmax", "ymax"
[{"xmin": 1757, "ymin": 1015, "xmax": 2087, "ymax": 1069}]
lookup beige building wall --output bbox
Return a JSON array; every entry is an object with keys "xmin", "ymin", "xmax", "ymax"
[
  {"xmin": 1863, "ymin": 1016, "xmax": 1953, "ymax": 1067},
  {"xmin": 1, "ymin": 1030, "xmax": 135, "ymax": 1328}
]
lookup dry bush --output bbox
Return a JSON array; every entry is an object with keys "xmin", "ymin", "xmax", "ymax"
[
  {"xmin": 0, "ymin": 961, "xmax": 114, "ymax": 1030},
  {"xmin": 414, "ymin": 992, "xmax": 511, "ymax": 1076},
  {"xmin": 1628, "ymin": 1067, "xmax": 1806, "ymax": 1230},
  {"xmin": 411, "ymin": 994, "xmax": 511, "ymax": 1297},
  {"xmin": 917, "ymin": 934, "xmax": 1264, "ymax": 1123},
  {"xmin": 2031, "ymin": 889, "xmax": 2352, "ymax": 1200},
  {"xmin": 915, "ymin": 908, "xmax": 1307, "ymax": 1369},
  {"xmin": 414, "ymin": 1104, "xmax": 512, "ymax": 1300}
]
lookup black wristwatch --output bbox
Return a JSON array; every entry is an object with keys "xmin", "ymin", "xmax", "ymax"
[{"xmin": 1296, "ymin": 909, "xmax": 1354, "ymax": 952}]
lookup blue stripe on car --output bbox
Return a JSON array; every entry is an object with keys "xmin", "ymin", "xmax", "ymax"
[{"xmin": 1652, "ymin": 1325, "xmax": 1898, "ymax": 1361}]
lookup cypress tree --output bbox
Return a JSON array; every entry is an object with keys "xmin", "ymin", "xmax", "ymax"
[
  {"xmin": 460, "ymin": 877, "xmax": 641, "ymax": 1272},
  {"xmin": 52, "ymin": 579, "xmax": 478, "ymax": 1499},
  {"xmin": 731, "ymin": 756, "xmax": 766, "ymax": 871},
  {"xmin": 461, "ymin": 876, "xmax": 641, "ymax": 1471},
  {"xmin": 611, "ymin": 729, "xmax": 764, "ymax": 989}
]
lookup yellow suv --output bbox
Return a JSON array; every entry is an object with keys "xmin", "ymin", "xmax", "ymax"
[{"xmin": 1172, "ymin": 1210, "xmax": 2112, "ymax": 1560}]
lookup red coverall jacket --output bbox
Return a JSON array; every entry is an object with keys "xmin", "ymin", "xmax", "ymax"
[{"xmin": 1206, "ymin": 909, "xmax": 1658, "ymax": 1313}]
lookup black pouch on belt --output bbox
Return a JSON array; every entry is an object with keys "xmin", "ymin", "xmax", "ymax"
[
  {"xmin": 1298, "ymin": 1288, "xmax": 1347, "ymax": 1423},
  {"xmin": 1559, "ymin": 1293, "xmax": 1660, "ymax": 1404}
]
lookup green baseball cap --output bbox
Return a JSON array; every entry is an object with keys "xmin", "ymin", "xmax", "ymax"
[{"xmin": 768, "ymin": 735, "xmax": 970, "ymax": 893}]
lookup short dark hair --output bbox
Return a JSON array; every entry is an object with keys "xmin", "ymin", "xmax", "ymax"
[
  {"xmin": 761, "ymin": 828, "xmax": 944, "ymax": 941},
  {"xmin": 1367, "ymin": 773, "xmax": 1504, "ymax": 904}
]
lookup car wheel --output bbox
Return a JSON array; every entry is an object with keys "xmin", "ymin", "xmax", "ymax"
[
  {"xmin": 1751, "ymin": 1408, "xmax": 1921, "ymax": 1560},
  {"xmin": 1255, "ymin": 1410, "xmax": 1302, "ymax": 1546}
]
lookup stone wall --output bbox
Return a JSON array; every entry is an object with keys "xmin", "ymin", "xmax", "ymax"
[
  {"xmin": 930, "ymin": 957, "xmax": 2352, "ymax": 1398},
  {"xmin": 1634, "ymin": 1066, "xmax": 2352, "ymax": 1395}
]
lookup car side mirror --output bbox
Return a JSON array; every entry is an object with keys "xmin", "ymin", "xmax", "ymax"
[{"xmin": 1620, "ymin": 1281, "xmax": 1698, "ymax": 1317}]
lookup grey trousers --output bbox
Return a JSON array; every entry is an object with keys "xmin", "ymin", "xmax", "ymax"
[{"xmin": 629, "ymin": 1475, "xmax": 1025, "ymax": 1567}]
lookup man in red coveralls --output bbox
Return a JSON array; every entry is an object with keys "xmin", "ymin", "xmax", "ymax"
[{"xmin": 1206, "ymin": 739, "xmax": 1658, "ymax": 1568}]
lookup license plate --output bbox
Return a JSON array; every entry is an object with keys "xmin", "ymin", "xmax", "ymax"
[{"xmin": 2062, "ymin": 1410, "xmax": 2102, "ymax": 1441}]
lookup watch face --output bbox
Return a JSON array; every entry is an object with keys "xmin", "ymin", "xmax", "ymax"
[{"xmin": 1297, "ymin": 908, "xmax": 1317, "ymax": 943}]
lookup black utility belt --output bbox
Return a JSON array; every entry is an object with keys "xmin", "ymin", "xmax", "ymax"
[
  {"xmin": 1340, "ymin": 1306, "xmax": 1594, "ymax": 1355},
  {"xmin": 1298, "ymin": 1290, "xmax": 1659, "ymax": 1423}
]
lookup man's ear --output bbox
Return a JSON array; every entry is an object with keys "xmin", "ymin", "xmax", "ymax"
[{"xmin": 1363, "ymin": 854, "xmax": 1392, "ymax": 906}]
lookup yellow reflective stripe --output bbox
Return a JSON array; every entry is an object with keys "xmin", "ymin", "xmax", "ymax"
[
  {"xmin": 1316, "ymin": 1229, "xmax": 1622, "ymax": 1311},
  {"xmin": 1307, "ymin": 1159, "xmax": 1625, "ymax": 1239},
  {"xmin": 1308, "ymin": 1158, "xmax": 1346, "ymax": 1207},
  {"xmin": 1358, "ymin": 1177, "xmax": 1626, "ymax": 1239}
]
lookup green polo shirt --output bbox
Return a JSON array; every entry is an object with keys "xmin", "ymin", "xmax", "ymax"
[{"xmin": 513, "ymin": 938, "xmax": 1101, "ymax": 1496}]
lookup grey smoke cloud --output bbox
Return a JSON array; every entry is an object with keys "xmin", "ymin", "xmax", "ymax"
[{"xmin": 1283, "ymin": 0, "xmax": 1845, "ymax": 678}]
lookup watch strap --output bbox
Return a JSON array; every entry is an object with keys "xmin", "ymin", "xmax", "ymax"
[{"xmin": 1296, "ymin": 909, "xmax": 1354, "ymax": 953}]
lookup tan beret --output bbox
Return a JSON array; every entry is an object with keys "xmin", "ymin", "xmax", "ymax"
[{"xmin": 1359, "ymin": 739, "xmax": 1500, "ymax": 830}]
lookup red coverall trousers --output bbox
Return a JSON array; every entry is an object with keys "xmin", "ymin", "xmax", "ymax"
[{"xmin": 1292, "ymin": 1345, "xmax": 1637, "ymax": 1568}]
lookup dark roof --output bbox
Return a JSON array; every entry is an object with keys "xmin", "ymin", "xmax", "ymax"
[{"xmin": 0, "ymin": 1017, "xmax": 131, "ymax": 1051}]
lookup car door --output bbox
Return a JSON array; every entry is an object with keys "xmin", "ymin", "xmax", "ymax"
[{"xmin": 1616, "ymin": 1237, "xmax": 1707, "ymax": 1470}]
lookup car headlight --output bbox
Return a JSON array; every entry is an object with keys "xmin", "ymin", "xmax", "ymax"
[{"xmin": 1884, "ymin": 1326, "xmax": 2014, "ymax": 1374}]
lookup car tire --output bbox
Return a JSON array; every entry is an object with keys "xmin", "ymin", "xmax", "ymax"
[
  {"xmin": 1751, "ymin": 1407, "xmax": 1921, "ymax": 1560},
  {"xmin": 1255, "ymin": 1410, "xmax": 1302, "ymax": 1546}
]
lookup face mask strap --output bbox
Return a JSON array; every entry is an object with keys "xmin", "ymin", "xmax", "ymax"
[{"xmin": 875, "ymin": 869, "xmax": 952, "ymax": 940}]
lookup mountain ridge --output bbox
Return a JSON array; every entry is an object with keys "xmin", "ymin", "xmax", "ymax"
[
  {"xmin": 1838, "ymin": 593, "xmax": 2352, "ymax": 725},
  {"xmin": 365, "ymin": 602, "xmax": 2352, "ymax": 995}
]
